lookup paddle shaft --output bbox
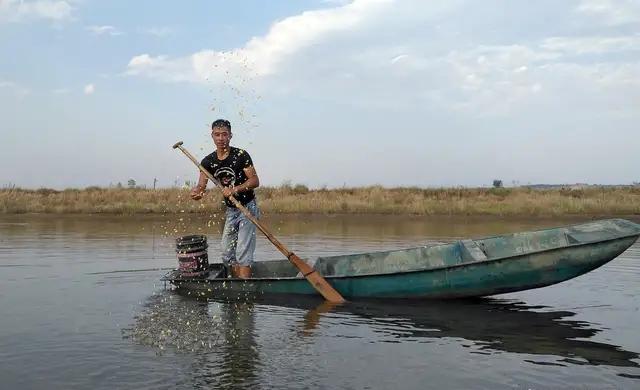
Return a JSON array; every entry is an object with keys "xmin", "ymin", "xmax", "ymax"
[{"xmin": 173, "ymin": 141, "xmax": 345, "ymax": 303}]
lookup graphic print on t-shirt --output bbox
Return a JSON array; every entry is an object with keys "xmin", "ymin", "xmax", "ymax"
[
  {"xmin": 214, "ymin": 167, "xmax": 236, "ymax": 187},
  {"xmin": 201, "ymin": 147, "xmax": 256, "ymax": 207}
]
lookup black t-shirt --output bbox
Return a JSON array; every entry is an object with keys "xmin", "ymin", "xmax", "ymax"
[{"xmin": 201, "ymin": 147, "xmax": 256, "ymax": 207}]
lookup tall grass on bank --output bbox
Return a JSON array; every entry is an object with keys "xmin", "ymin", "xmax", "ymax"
[{"xmin": 1, "ymin": 185, "xmax": 639, "ymax": 216}]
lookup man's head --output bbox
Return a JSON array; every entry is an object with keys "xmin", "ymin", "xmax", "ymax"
[{"xmin": 211, "ymin": 119, "xmax": 232, "ymax": 150}]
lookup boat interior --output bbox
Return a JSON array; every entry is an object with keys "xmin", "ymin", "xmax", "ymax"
[{"xmin": 214, "ymin": 219, "xmax": 640, "ymax": 279}]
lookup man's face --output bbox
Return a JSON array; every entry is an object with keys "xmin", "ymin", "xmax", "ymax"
[{"xmin": 212, "ymin": 126, "xmax": 231, "ymax": 150}]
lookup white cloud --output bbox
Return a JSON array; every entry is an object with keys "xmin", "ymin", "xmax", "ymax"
[
  {"xmin": 390, "ymin": 54, "xmax": 409, "ymax": 64},
  {"xmin": 541, "ymin": 35, "xmax": 640, "ymax": 55},
  {"xmin": 125, "ymin": 0, "xmax": 640, "ymax": 119},
  {"xmin": 321, "ymin": 0, "xmax": 353, "ymax": 5},
  {"xmin": 0, "ymin": 80, "xmax": 30, "ymax": 98},
  {"xmin": 87, "ymin": 25, "xmax": 123, "ymax": 36},
  {"xmin": 142, "ymin": 26, "xmax": 173, "ymax": 38},
  {"xmin": 434, "ymin": 44, "xmax": 639, "ymax": 115},
  {"xmin": 576, "ymin": 0, "xmax": 640, "ymax": 25},
  {"xmin": 83, "ymin": 83, "xmax": 95, "ymax": 95},
  {"xmin": 0, "ymin": 0, "xmax": 75, "ymax": 23},
  {"xmin": 127, "ymin": 0, "xmax": 394, "ymax": 82},
  {"xmin": 126, "ymin": 54, "xmax": 196, "ymax": 83}
]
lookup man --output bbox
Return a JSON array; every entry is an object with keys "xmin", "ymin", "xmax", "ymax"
[{"xmin": 190, "ymin": 119, "xmax": 260, "ymax": 279}]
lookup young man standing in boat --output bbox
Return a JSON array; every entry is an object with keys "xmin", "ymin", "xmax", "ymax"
[{"xmin": 190, "ymin": 119, "xmax": 260, "ymax": 279}]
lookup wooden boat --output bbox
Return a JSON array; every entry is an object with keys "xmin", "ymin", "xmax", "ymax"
[{"xmin": 162, "ymin": 218, "xmax": 640, "ymax": 299}]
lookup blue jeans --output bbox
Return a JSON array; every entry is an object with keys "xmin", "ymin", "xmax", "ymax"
[{"xmin": 221, "ymin": 199, "xmax": 260, "ymax": 266}]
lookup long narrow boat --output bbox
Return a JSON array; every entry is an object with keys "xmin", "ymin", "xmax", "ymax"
[{"xmin": 162, "ymin": 219, "xmax": 640, "ymax": 299}]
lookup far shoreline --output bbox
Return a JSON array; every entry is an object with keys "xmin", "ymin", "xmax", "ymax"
[
  {"xmin": 1, "ymin": 185, "xmax": 639, "ymax": 217},
  {"xmin": 1, "ymin": 212, "xmax": 638, "ymax": 220}
]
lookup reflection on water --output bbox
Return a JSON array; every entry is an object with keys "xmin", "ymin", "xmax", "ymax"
[
  {"xmin": 123, "ymin": 294, "xmax": 222, "ymax": 353},
  {"xmin": 213, "ymin": 302, "xmax": 260, "ymax": 389},
  {"xmin": 124, "ymin": 294, "xmax": 262, "ymax": 389},
  {"xmin": 337, "ymin": 298, "xmax": 639, "ymax": 368},
  {"xmin": 126, "ymin": 291, "xmax": 639, "ymax": 389}
]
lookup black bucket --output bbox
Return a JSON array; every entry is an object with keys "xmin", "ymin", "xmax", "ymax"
[{"xmin": 176, "ymin": 235, "xmax": 209, "ymax": 277}]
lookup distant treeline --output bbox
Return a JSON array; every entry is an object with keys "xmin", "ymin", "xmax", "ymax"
[{"xmin": 1, "ymin": 185, "xmax": 639, "ymax": 216}]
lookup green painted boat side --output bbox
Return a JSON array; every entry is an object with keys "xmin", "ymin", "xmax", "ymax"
[{"xmin": 164, "ymin": 218, "xmax": 640, "ymax": 299}]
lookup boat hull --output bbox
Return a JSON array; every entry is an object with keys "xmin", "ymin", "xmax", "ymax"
[{"xmin": 168, "ymin": 235, "xmax": 637, "ymax": 300}]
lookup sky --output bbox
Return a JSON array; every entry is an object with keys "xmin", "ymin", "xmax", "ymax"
[{"xmin": 1, "ymin": 0, "xmax": 639, "ymax": 189}]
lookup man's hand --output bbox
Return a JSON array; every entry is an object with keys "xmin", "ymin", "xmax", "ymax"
[
  {"xmin": 221, "ymin": 186, "xmax": 237, "ymax": 198},
  {"xmin": 190, "ymin": 186, "xmax": 205, "ymax": 200}
]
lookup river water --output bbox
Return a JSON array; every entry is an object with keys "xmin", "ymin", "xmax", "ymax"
[{"xmin": 1, "ymin": 214, "xmax": 639, "ymax": 389}]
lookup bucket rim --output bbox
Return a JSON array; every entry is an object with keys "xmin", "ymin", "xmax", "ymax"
[{"xmin": 176, "ymin": 234, "xmax": 208, "ymax": 241}]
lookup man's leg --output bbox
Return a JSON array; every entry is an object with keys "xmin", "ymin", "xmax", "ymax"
[
  {"xmin": 235, "ymin": 200, "xmax": 259, "ymax": 279},
  {"xmin": 220, "ymin": 207, "xmax": 240, "ymax": 273}
]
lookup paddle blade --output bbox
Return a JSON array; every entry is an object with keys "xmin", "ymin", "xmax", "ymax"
[
  {"xmin": 305, "ymin": 270, "xmax": 346, "ymax": 303},
  {"xmin": 289, "ymin": 253, "xmax": 345, "ymax": 303}
]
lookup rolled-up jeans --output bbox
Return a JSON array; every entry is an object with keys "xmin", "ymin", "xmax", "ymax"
[{"xmin": 221, "ymin": 199, "xmax": 260, "ymax": 267}]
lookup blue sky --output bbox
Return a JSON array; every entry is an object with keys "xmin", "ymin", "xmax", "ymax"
[{"xmin": 1, "ymin": 0, "xmax": 639, "ymax": 189}]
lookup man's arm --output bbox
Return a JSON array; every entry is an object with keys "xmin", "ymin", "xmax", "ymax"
[
  {"xmin": 190, "ymin": 171, "xmax": 209, "ymax": 200},
  {"xmin": 222, "ymin": 166, "xmax": 260, "ymax": 198}
]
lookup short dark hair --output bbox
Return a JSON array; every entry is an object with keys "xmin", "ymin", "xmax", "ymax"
[{"xmin": 211, "ymin": 119, "xmax": 231, "ymax": 132}]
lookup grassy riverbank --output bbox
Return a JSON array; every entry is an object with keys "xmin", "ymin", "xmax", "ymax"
[{"xmin": 1, "ymin": 185, "xmax": 639, "ymax": 216}]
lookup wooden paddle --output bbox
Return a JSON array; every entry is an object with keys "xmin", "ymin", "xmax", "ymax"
[{"xmin": 173, "ymin": 141, "xmax": 346, "ymax": 303}]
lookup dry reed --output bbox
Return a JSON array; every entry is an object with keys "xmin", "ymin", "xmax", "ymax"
[{"xmin": 1, "ymin": 185, "xmax": 639, "ymax": 216}]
